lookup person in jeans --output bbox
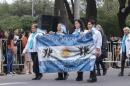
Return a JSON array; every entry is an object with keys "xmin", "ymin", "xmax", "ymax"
[{"xmin": 7, "ymin": 33, "xmax": 15, "ymax": 75}]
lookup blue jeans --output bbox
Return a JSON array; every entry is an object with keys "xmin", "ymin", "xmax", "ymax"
[{"xmin": 7, "ymin": 49, "xmax": 14, "ymax": 73}]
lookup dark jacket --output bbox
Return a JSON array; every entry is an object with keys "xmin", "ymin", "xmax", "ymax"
[{"xmin": 101, "ymin": 32, "xmax": 108, "ymax": 58}]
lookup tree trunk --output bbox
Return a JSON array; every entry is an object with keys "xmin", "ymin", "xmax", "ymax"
[
  {"xmin": 71, "ymin": 0, "xmax": 74, "ymax": 14},
  {"xmin": 54, "ymin": 0, "xmax": 69, "ymax": 28},
  {"xmin": 74, "ymin": 0, "xmax": 80, "ymax": 19},
  {"xmin": 54, "ymin": 0, "xmax": 60, "ymax": 16},
  {"xmin": 64, "ymin": 0, "xmax": 74, "ymax": 24},
  {"xmin": 86, "ymin": 0, "xmax": 97, "ymax": 21},
  {"xmin": 117, "ymin": 0, "xmax": 130, "ymax": 36}
]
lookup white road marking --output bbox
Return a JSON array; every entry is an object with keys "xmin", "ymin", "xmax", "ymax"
[{"xmin": 0, "ymin": 82, "xmax": 27, "ymax": 86}]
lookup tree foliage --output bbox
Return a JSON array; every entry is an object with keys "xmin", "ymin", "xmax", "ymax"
[
  {"xmin": 0, "ymin": 0, "xmax": 130, "ymax": 37},
  {"xmin": 117, "ymin": 0, "xmax": 130, "ymax": 35},
  {"xmin": 0, "ymin": 0, "xmax": 53, "ymax": 31},
  {"xmin": 0, "ymin": 15, "xmax": 36, "ymax": 31}
]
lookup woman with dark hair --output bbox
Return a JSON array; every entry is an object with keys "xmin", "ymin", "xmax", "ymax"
[
  {"xmin": 7, "ymin": 33, "xmax": 15, "ymax": 75},
  {"xmin": 72, "ymin": 19, "xmax": 84, "ymax": 81},
  {"xmin": 73, "ymin": 19, "xmax": 84, "ymax": 35}
]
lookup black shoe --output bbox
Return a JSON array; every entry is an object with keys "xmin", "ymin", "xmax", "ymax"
[
  {"xmin": 32, "ymin": 77, "xmax": 37, "ymax": 80},
  {"xmin": 64, "ymin": 74, "xmax": 69, "ymax": 80},
  {"xmin": 96, "ymin": 72, "xmax": 101, "ymax": 76},
  {"xmin": 128, "ymin": 73, "xmax": 130, "ymax": 76},
  {"xmin": 118, "ymin": 72, "xmax": 124, "ymax": 76},
  {"xmin": 55, "ymin": 77, "xmax": 64, "ymax": 80},
  {"xmin": 76, "ymin": 77, "xmax": 83, "ymax": 81},
  {"xmin": 103, "ymin": 70, "xmax": 107, "ymax": 76},
  {"xmin": 113, "ymin": 66, "xmax": 120, "ymax": 69},
  {"xmin": 87, "ymin": 78, "xmax": 97, "ymax": 83},
  {"xmin": 36, "ymin": 75, "xmax": 43, "ymax": 80},
  {"xmin": 116, "ymin": 66, "xmax": 120, "ymax": 69}
]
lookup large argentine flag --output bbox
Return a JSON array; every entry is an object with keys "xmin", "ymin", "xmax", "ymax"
[{"xmin": 36, "ymin": 32, "xmax": 96, "ymax": 73}]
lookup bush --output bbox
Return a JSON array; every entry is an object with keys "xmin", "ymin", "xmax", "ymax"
[{"xmin": 0, "ymin": 15, "xmax": 36, "ymax": 31}]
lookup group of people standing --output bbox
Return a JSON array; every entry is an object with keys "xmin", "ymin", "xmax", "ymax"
[
  {"xmin": 0, "ymin": 16, "xmax": 130, "ymax": 82},
  {"xmin": 1, "ymin": 18, "xmax": 129, "ymax": 83},
  {"xmin": 0, "ymin": 29, "xmax": 33, "ymax": 75},
  {"xmin": 72, "ymin": 19, "xmax": 107, "ymax": 82},
  {"xmin": 22, "ymin": 19, "xmax": 108, "ymax": 83}
]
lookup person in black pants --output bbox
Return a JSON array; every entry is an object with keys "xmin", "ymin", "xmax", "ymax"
[
  {"xmin": 52, "ymin": 23, "xmax": 69, "ymax": 80},
  {"xmin": 118, "ymin": 52, "xmax": 127, "ymax": 76},
  {"xmin": 22, "ymin": 24, "xmax": 42, "ymax": 80},
  {"xmin": 31, "ymin": 52, "xmax": 42, "ymax": 80},
  {"xmin": 118, "ymin": 27, "xmax": 130, "ymax": 76},
  {"xmin": 72, "ymin": 19, "xmax": 84, "ymax": 81},
  {"xmin": 55, "ymin": 72, "xmax": 68, "ymax": 80},
  {"xmin": 95, "ymin": 24, "xmax": 107, "ymax": 76},
  {"xmin": 86, "ymin": 19, "xmax": 102, "ymax": 83},
  {"xmin": 96, "ymin": 54, "xmax": 107, "ymax": 76}
]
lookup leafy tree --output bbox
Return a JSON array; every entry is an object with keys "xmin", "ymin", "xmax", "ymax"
[{"xmin": 118, "ymin": 0, "xmax": 130, "ymax": 35}]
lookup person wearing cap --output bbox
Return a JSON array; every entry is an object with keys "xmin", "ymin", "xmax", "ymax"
[{"xmin": 118, "ymin": 27, "xmax": 130, "ymax": 76}]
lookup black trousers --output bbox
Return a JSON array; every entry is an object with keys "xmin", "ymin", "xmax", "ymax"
[
  {"xmin": 96, "ymin": 54, "xmax": 106, "ymax": 73},
  {"xmin": 120, "ymin": 52, "xmax": 127, "ymax": 74},
  {"xmin": 58, "ymin": 72, "xmax": 68, "ymax": 78},
  {"xmin": 89, "ymin": 66, "xmax": 97, "ymax": 79},
  {"xmin": 77, "ymin": 72, "xmax": 83, "ymax": 78},
  {"xmin": 77, "ymin": 70, "xmax": 96, "ymax": 80},
  {"xmin": 31, "ymin": 52, "xmax": 42, "ymax": 77}
]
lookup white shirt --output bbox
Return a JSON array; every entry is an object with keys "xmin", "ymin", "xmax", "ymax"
[
  {"xmin": 14, "ymin": 35, "xmax": 19, "ymax": 46},
  {"xmin": 72, "ymin": 28, "xmax": 81, "ymax": 34},
  {"xmin": 22, "ymin": 33, "xmax": 42, "ymax": 53},
  {"xmin": 37, "ymin": 28, "xmax": 46, "ymax": 34},
  {"xmin": 56, "ymin": 32, "xmax": 65, "ymax": 35},
  {"xmin": 92, "ymin": 27, "xmax": 102, "ymax": 49},
  {"xmin": 84, "ymin": 27, "xmax": 102, "ymax": 55},
  {"xmin": 120, "ymin": 34, "xmax": 130, "ymax": 57},
  {"xmin": 84, "ymin": 30, "xmax": 89, "ymax": 34}
]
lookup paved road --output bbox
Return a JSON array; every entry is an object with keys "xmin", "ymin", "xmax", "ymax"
[{"xmin": 0, "ymin": 68, "xmax": 130, "ymax": 86}]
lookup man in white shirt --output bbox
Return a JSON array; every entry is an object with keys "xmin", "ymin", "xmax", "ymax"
[
  {"xmin": 22, "ymin": 24, "xmax": 43, "ymax": 80},
  {"xmin": 86, "ymin": 19, "xmax": 102, "ymax": 82}
]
